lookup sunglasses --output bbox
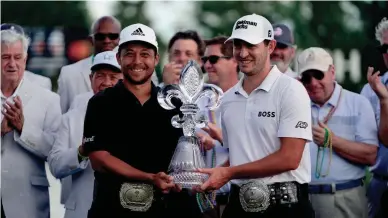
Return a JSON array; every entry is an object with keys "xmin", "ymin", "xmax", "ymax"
[
  {"xmin": 201, "ymin": 55, "xmax": 231, "ymax": 64},
  {"xmin": 300, "ymin": 70, "xmax": 325, "ymax": 84},
  {"xmin": 93, "ymin": 33, "xmax": 119, "ymax": 41}
]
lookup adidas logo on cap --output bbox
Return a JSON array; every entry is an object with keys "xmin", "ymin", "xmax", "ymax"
[{"xmin": 131, "ymin": 28, "xmax": 145, "ymax": 36}]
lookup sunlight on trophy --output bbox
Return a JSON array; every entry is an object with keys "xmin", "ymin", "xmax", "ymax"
[{"xmin": 157, "ymin": 60, "xmax": 223, "ymax": 190}]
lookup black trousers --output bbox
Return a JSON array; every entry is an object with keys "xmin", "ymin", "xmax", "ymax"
[
  {"xmin": 165, "ymin": 191, "xmax": 218, "ymax": 218},
  {"xmin": 87, "ymin": 191, "xmax": 217, "ymax": 218},
  {"xmin": 1, "ymin": 199, "xmax": 5, "ymax": 218},
  {"xmin": 222, "ymin": 184, "xmax": 315, "ymax": 218}
]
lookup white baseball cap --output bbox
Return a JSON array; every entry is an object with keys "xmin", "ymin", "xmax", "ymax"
[
  {"xmin": 298, "ymin": 47, "xmax": 333, "ymax": 74},
  {"xmin": 118, "ymin": 23, "xmax": 158, "ymax": 52},
  {"xmin": 226, "ymin": 14, "xmax": 274, "ymax": 45},
  {"xmin": 91, "ymin": 51, "xmax": 121, "ymax": 72}
]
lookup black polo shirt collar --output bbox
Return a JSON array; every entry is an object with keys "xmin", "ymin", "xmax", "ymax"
[{"xmin": 115, "ymin": 79, "xmax": 159, "ymax": 105}]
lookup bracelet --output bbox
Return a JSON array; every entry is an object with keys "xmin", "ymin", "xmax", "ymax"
[{"xmin": 77, "ymin": 147, "xmax": 88, "ymax": 161}]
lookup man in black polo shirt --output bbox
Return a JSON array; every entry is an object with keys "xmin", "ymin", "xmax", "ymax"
[{"xmin": 83, "ymin": 23, "xmax": 182, "ymax": 218}]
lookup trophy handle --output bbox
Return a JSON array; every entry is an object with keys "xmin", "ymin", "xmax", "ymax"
[{"xmin": 157, "ymin": 84, "xmax": 187, "ymax": 110}]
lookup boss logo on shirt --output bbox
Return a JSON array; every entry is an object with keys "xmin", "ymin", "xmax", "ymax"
[
  {"xmin": 258, "ymin": 111, "xmax": 275, "ymax": 117},
  {"xmin": 84, "ymin": 136, "xmax": 95, "ymax": 143},
  {"xmin": 295, "ymin": 121, "xmax": 308, "ymax": 129}
]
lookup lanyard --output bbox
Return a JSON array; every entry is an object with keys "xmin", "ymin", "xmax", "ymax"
[
  {"xmin": 315, "ymin": 88, "xmax": 343, "ymax": 179},
  {"xmin": 207, "ymin": 110, "xmax": 217, "ymax": 168}
]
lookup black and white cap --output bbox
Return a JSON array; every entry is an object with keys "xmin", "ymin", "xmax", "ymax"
[{"xmin": 118, "ymin": 23, "xmax": 158, "ymax": 52}]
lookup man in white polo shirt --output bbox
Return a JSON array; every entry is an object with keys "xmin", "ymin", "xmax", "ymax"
[
  {"xmin": 198, "ymin": 14, "xmax": 314, "ymax": 218},
  {"xmin": 298, "ymin": 47, "xmax": 378, "ymax": 218}
]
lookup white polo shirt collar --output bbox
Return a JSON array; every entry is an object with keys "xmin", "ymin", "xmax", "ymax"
[{"xmin": 235, "ymin": 65, "xmax": 282, "ymax": 97}]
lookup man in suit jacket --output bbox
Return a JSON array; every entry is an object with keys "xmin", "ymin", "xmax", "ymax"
[
  {"xmin": 57, "ymin": 16, "xmax": 121, "ymax": 114},
  {"xmin": 48, "ymin": 50, "xmax": 123, "ymax": 218},
  {"xmin": 1, "ymin": 27, "xmax": 61, "ymax": 218},
  {"xmin": 0, "ymin": 24, "xmax": 53, "ymax": 91},
  {"xmin": 24, "ymin": 70, "xmax": 52, "ymax": 91}
]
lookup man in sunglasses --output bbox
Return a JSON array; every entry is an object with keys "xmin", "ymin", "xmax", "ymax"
[
  {"xmin": 195, "ymin": 35, "xmax": 240, "ymax": 217},
  {"xmin": 270, "ymin": 24, "xmax": 298, "ymax": 79},
  {"xmin": 57, "ymin": 16, "xmax": 121, "ymax": 114},
  {"xmin": 298, "ymin": 47, "xmax": 378, "ymax": 218},
  {"xmin": 360, "ymin": 17, "xmax": 388, "ymax": 218}
]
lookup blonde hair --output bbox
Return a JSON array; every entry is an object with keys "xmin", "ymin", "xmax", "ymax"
[{"xmin": 375, "ymin": 17, "xmax": 388, "ymax": 44}]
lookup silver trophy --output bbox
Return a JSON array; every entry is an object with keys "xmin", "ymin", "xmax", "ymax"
[{"xmin": 157, "ymin": 60, "xmax": 223, "ymax": 189}]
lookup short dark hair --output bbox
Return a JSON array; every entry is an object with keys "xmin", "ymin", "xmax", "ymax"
[
  {"xmin": 118, "ymin": 41, "xmax": 157, "ymax": 56},
  {"xmin": 168, "ymin": 30, "xmax": 205, "ymax": 56},
  {"xmin": 204, "ymin": 36, "xmax": 233, "ymax": 57}
]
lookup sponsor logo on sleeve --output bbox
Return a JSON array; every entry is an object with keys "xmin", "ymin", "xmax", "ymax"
[{"xmin": 295, "ymin": 121, "xmax": 308, "ymax": 129}]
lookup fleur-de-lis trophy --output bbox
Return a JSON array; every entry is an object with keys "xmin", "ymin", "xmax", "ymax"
[{"xmin": 157, "ymin": 60, "xmax": 223, "ymax": 189}]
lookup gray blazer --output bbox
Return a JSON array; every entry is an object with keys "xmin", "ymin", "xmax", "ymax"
[
  {"xmin": 48, "ymin": 94, "xmax": 94, "ymax": 218},
  {"xmin": 24, "ymin": 70, "xmax": 52, "ymax": 91},
  {"xmin": 1, "ymin": 78, "xmax": 62, "ymax": 218},
  {"xmin": 57, "ymin": 57, "xmax": 93, "ymax": 114}
]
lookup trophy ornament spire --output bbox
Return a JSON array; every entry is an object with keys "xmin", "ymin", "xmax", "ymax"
[{"xmin": 157, "ymin": 60, "xmax": 224, "ymax": 189}]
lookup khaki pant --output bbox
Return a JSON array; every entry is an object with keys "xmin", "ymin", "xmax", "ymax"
[{"xmin": 310, "ymin": 185, "xmax": 368, "ymax": 218}]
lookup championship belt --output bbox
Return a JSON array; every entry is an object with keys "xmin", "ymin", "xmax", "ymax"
[
  {"xmin": 239, "ymin": 180, "xmax": 270, "ymax": 212},
  {"xmin": 119, "ymin": 183, "xmax": 154, "ymax": 212}
]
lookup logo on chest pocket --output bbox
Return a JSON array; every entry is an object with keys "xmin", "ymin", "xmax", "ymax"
[{"xmin": 258, "ymin": 111, "xmax": 275, "ymax": 118}]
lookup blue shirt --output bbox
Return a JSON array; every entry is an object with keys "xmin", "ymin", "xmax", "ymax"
[
  {"xmin": 361, "ymin": 72, "xmax": 388, "ymax": 175},
  {"xmin": 310, "ymin": 83, "xmax": 379, "ymax": 184}
]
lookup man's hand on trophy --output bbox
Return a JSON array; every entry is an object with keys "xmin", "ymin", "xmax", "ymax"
[
  {"xmin": 152, "ymin": 172, "xmax": 176, "ymax": 194},
  {"xmin": 197, "ymin": 131, "xmax": 216, "ymax": 150},
  {"xmin": 367, "ymin": 66, "xmax": 388, "ymax": 100},
  {"xmin": 202, "ymin": 122, "xmax": 222, "ymax": 143},
  {"xmin": 162, "ymin": 62, "xmax": 183, "ymax": 85},
  {"xmin": 197, "ymin": 167, "xmax": 231, "ymax": 192}
]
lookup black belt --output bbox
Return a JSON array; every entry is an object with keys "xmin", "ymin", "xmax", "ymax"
[
  {"xmin": 216, "ymin": 193, "xmax": 229, "ymax": 205},
  {"xmin": 373, "ymin": 173, "xmax": 388, "ymax": 181},
  {"xmin": 230, "ymin": 182, "xmax": 308, "ymax": 206}
]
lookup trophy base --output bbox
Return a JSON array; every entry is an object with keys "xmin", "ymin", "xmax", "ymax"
[{"xmin": 170, "ymin": 171, "xmax": 209, "ymax": 189}]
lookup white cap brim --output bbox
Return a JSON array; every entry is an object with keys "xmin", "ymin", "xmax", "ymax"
[
  {"xmin": 119, "ymin": 37, "xmax": 158, "ymax": 52},
  {"xmin": 299, "ymin": 64, "xmax": 329, "ymax": 74},
  {"xmin": 226, "ymin": 34, "xmax": 266, "ymax": 45},
  {"xmin": 91, "ymin": 63, "xmax": 121, "ymax": 72}
]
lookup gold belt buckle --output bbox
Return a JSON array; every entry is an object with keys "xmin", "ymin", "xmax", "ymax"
[
  {"xmin": 119, "ymin": 183, "xmax": 154, "ymax": 212},
  {"xmin": 239, "ymin": 180, "xmax": 270, "ymax": 212}
]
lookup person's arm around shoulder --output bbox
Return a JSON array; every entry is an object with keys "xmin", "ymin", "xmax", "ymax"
[
  {"xmin": 48, "ymin": 111, "xmax": 89, "ymax": 179},
  {"xmin": 83, "ymin": 95, "xmax": 178, "ymax": 193}
]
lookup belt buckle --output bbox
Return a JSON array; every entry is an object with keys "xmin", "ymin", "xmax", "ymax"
[
  {"xmin": 239, "ymin": 180, "xmax": 270, "ymax": 212},
  {"xmin": 119, "ymin": 182, "xmax": 154, "ymax": 212}
]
